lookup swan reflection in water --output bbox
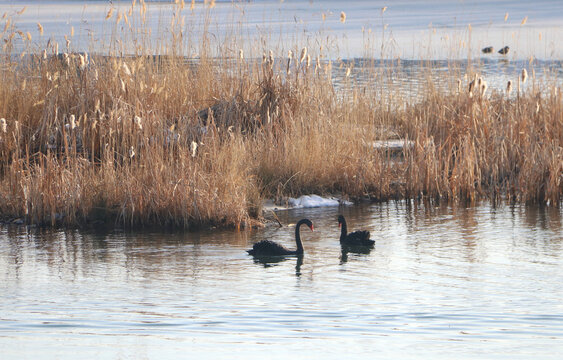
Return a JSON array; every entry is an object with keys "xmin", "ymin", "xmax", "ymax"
[
  {"xmin": 252, "ymin": 255, "xmax": 303, "ymax": 276},
  {"xmin": 340, "ymin": 244, "xmax": 372, "ymax": 264}
]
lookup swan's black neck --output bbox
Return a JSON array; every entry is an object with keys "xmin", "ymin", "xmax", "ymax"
[
  {"xmin": 294, "ymin": 219, "xmax": 310, "ymax": 254},
  {"xmin": 339, "ymin": 218, "xmax": 348, "ymax": 242}
]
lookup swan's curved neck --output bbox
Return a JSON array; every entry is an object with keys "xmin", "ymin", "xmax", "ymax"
[
  {"xmin": 340, "ymin": 219, "xmax": 348, "ymax": 241},
  {"xmin": 294, "ymin": 220, "xmax": 307, "ymax": 254}
]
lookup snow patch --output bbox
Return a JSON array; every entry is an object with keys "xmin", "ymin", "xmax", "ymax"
[{"xmin": 288, "ymin": 195, "xmax": 352, "ymax": 209}]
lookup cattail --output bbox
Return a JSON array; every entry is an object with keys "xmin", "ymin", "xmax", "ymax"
[
  {"xmin": 0, "ymin": 118, "xmax": 6, "ymax": 133},
  {"xmin": 345, "ymin": 67, "xmax": 351, "ymax": 78},
  {"xmin": 315, "ymin": 55, "xmax": 322, "ymax": 74},
  {"xmin": 521, "ymin": 16, "xmax": 528, "ymax": 25},
  {"xmin": 468, "ymin": 79, "xmax": 476, "ymax": 96},
  {"xmin": 134, "ymin": 115, "xmax": 142, "ymax": 130},
  {"xmin": 106, "ymin": 8, "xmax": 114, "ymax": 20},
  {"xmin": 122, "ymin": 62, "xmax": 131, "ymax": 76},
  {"xmin": 238, "ymin": 49, "xmax": 244, "ymax": 60},
  {"xmin": 504, "ymin": 13, "xmax": 509, "ymax": 22},
  {"xmin": 521, "ymin": 68, "xmax": 528, "ymax": 84},
  {"xmin": 381, "ymin": 6, "xmax": 387, "ymax": 15},
  {"xmin": 42, "ymin": 49, "xmax": 47, "ymax": 60},
  {"xmin": 191, "ymin": 141, "xmax": 198, "ymax": 157},
  {"xmin": 268, "ymin": 50, "xmax": 274, "ymax": 69},
  {"xmin": 481, "ymin": 81, "xmax": 488, "ymax": 97},
  {"xmin": 210, "ymin": 0, "xmax": 216, "ymax": 8},
  {"xmin": 506, "ymin": 80, "xmax": 513, "ymax": 95},
  {"xmin": 457, "ymin": 79, "xmax": 462, "ymax": 93},
  {"xmin": 78, "ymin": 54, "xmax": 86, "ymax": 70},
  {"xmin": 340, "ymin": 12, "xmax": 346, "ymax": 23},
  {"xmin": 69, "ymin": 114, "xmax": 76, "ymax": 130},
  {"xmin": 306, "ymin": 54, "xmax": 311, "ymax": 69},
  {"xmin": 37, "ymin": 22, "xmax": 43, "ymax": 36},
  {"xmin": 299, "ymin": 47, "xmax": 307, "ymax": 63},
  {"xmin": 191, "ymin": 0, "xmax": 195, "ymax": 10},
  {"xmin": 63, "ymin": 52, "xmax": 70, "ymax": 67},
  {"xmin": 286, "ymin": 50, "xmax": 293, "ymax": 74},
  {"xmin": 128, "ymin": 146, "xmax": 135, "ymax": 158}
]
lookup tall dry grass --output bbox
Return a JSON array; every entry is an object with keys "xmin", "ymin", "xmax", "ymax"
[{"xmin": 0, "ymin": 2, "xmax": 561, "ymax": 228}]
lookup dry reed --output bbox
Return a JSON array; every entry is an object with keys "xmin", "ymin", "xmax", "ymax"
[{"xmin": 0, "ymin": 4, "xmax": 561, "ymax": 229}]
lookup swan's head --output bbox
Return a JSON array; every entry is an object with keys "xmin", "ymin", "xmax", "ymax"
[{"xmin": 299, "ymin": 218, "xmax": 314, "ymax": 231}]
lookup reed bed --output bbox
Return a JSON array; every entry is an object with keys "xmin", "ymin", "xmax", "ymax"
[{"xmin": 0, "ymin": 3, "xmax": 561, "ymax": 228}]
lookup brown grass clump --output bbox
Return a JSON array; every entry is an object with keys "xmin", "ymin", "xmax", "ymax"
[{"xmin": 0, "ymin": 5, "xmax": 561, "ymax": 229}]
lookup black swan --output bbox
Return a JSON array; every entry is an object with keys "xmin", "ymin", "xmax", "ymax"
[
  {"xmin": 247, "ymin": 218, "xmax": 314, "ymax": 256},
  {"xmin": 338, "ymin": 215, "xmax": 374, "ymax": 247}
]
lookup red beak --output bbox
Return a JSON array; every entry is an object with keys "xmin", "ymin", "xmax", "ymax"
[{"xmin": 310, "ymin": 224, "xmax": 314, "ymax": 231}]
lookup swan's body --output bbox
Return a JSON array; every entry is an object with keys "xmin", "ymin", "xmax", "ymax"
[
  {"xmin": 247, "ymin": 218, "xmax": 313, "ymax": 256},
  {"xmin": 338, "ymin": 215, "xmax": 374, "ymax": 247}
]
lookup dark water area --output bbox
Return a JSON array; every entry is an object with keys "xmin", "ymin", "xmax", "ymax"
[{"xmin": 1, "ymin": 201, "xmax": 562, "ymax": 359}]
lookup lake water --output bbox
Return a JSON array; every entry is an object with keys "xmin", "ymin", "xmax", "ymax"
[
  {"xmin": 1, "ymin": 202, "xmax": 563, "ymax": 359},
  {"xmin": 2, "ymin": 0, "xmax": 563, "ymax": 59}
]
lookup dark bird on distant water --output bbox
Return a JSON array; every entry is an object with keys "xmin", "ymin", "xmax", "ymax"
[
  {"xmin": 247, "ymin": 218, "xmax": 314, "ymax": 256},
  {"xmin": 482, "ymin": 46, "xmax": 494, "ymax": 54},
  {"xmin": 338, "ymin": 215, "xmax": 374, "ymax": 247},
  {"xmin": 498, "ymin": 46, "xmax": 510, "ymax": 55}
]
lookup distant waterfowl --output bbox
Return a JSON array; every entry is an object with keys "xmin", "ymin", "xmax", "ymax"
[
  {"xmin": 338, "ymin": 215, "xmax": 374, "ymax": 247},
  {"xmin": 498, "ymin": 46, "xmax": 510, "ymax": 55},
  {"xmin": 481, "ymin": 46, "xmax": 494, "ymax": 54},
  {"xmin": 247, "ymin": 218, "xmax": 313, "ymax": 256}
]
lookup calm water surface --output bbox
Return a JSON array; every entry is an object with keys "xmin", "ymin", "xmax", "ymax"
[{"xmin": 1, "ymin": 202, "xmax": 563, "ymax": 359}]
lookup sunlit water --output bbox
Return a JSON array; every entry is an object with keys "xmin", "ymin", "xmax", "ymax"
[{"xmin": 1, "ymin": 202, "xmax": 562, "ymax": 359}]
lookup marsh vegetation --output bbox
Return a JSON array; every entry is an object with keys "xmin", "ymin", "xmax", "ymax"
[{"xmin": 0, "ymin": 1, "xmax": 561, "ymax": 228}]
